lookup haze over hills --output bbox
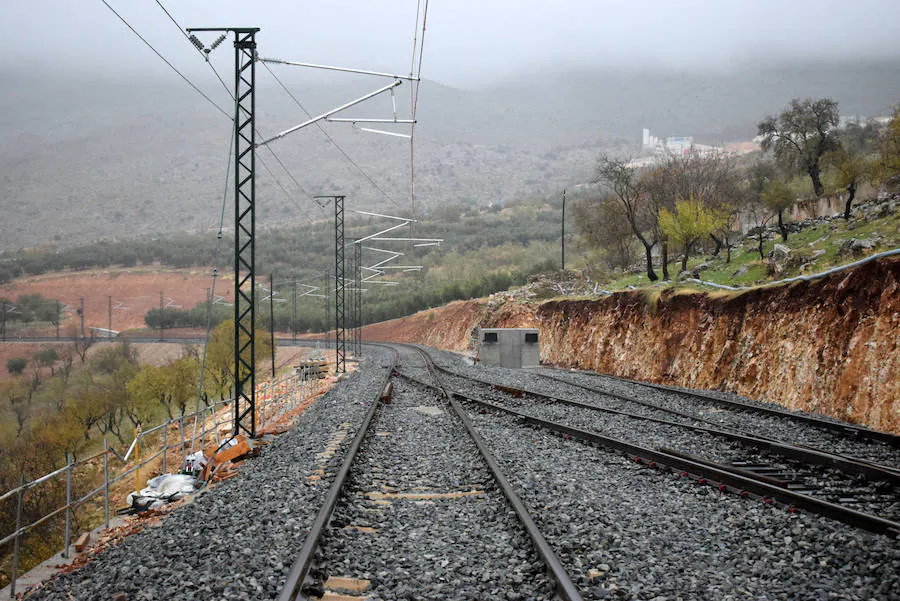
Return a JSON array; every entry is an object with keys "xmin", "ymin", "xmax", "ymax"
[{"xmin": 1, "ymin": 60, "xmax": 899, "ymax": 250}]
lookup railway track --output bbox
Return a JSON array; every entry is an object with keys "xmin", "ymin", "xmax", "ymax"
[
  {"xmin": 532, "ymin": 370, "xmax": 900, "ymax": 473},
  {"xmin": 417, "ymin": 356, "xmax": 899, "ymax": 535},
  {"xmin": 278, "ymin": 344, "xmax": 583, "ymax": 601},
  {"xmin": 541, "ymin": 368, "xmax": 900, "ymax": 451}
]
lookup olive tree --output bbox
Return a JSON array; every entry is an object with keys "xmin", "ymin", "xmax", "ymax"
[
  {"xmin": 594, "ymin": 155, "xmax": 658, "ymax": 281},
  {"xmin": 758, "ymin": 98, "xmax": 840, "ymax": 197},
  {"xmin": 658, "ymin": 196, "xmax": 723, "ymax": 272}
]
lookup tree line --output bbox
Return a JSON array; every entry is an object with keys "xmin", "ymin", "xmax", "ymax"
[
  {"xmin": 577, "ymin": 99, "xmax": 900, "ymax": 280},
  {"xmin": 0, "ymin": 322, "xmax": 273, "ymax": 582}
]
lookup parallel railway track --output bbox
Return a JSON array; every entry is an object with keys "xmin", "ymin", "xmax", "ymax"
[{"xmin": 401, "ymin": 348, "xmax": 899, "ymax": 536}]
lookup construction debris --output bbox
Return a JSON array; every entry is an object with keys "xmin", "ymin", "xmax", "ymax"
[
  {"xmin": 295, "ymin": 359, "xmax": 330, "ymax": 380},
  {"xmin": 123, "ymin": 474, "xmax": 200, "ymax": 513},
  {"xmin": 73, "ymin": 532, "xmax": 91, "ymax": 553}
]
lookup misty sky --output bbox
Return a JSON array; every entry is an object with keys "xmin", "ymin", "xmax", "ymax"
[{"xmin": 2, "ymin": 0, "xmax": 900, "ymax": 87}]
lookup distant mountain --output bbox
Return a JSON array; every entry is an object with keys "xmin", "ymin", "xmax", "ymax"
[{"xmin": 1, "ymin": 60, "xmax": 898, "ymax": 250}]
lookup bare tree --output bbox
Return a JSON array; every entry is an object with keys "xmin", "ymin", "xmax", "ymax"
[
  {"xmin": 67, "ymin": 324, "xmax": 94, "ymax": 363},
  {"xmin": 643, "ymin": 150, "xmax": 744, "ymax": 273},
  {"xmin": 594, "ymin": 155, "xmax": 658, "ymax": 281},
  {"xmin": 572, "ymin": 194, "xmax": 637, "ymax": 270},
  {"xmin": 757, "ymin": 97, "xmax": 840, "ymax": 197}
]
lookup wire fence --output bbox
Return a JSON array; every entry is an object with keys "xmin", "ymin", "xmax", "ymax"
[{"xmin": 0, "ymin": 372, "xmax": 324, "ymax": 598}]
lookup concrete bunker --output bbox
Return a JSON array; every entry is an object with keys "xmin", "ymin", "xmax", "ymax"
[{"xmin": 476, "ymin": 327, "xmax": 540, "ymax": 368}]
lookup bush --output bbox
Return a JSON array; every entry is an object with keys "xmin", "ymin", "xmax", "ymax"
[{"xmin": 6, "ymin": 357, "xmax": 26, "ymax": 375}]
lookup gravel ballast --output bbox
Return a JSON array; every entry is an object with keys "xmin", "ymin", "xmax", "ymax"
[
  {"xmin": 416, "ymin": 345, "xmax": 899, "ymax": 599},
  {"xmin": 23, "ymin": 343, "xmax": 900, "ymax": 601},
  {"xmin": 462, "ymin": 394, "xmax": 900, "ymax": 600},
  {"xmin": 309, "ymin": 361, "xmax": 555, "ymax": 601},
  {"xmin": 25, "ymin": 348, "xmax": 394, "ymax": 601}
]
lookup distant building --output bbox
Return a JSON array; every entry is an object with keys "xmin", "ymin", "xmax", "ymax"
[
  {"xmin": 634, "ymin": 128, "xmax": 728, "ymax": 167},
  {"xmin": 838, "ymin": 115, "xmax": 866, "ymax": 128},
  {"xmin": 665, "ymin": 136, "xmax": 694, "ymax": 155}
]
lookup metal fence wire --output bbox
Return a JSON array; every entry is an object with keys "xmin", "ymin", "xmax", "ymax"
[{"xmin": 0, "ymin": 373, "xmax": 321, "ymax": 598}]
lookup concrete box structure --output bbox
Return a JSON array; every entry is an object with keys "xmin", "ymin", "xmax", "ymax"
[{"xmin": 477, "ymin": 328, "xmax": 540, "ymax": 369}]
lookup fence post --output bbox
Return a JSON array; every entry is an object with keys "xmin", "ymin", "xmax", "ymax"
[
  {"xmin": 103, "ymin": 438, "xmax": 110, "ymax": 530},
  {"xmin": 10, "ymin": 473, "xmax": 24, "ymax": 600},
  {"xmin": 63, "ymin": 452, "xmax": 72, "ymax": 559},
  {"xmin": 134, "ymin": 425, "xmax": 142, "ymax": 494},
  {"xmin": 162, "ymin": 420, "xmax": 168, "ymax": 474},
  {"xmin": 179, "ymin": 415, "xmax": 185, "ymax": 467}
]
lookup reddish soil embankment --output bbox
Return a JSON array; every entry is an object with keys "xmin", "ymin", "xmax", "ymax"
[{"xmin": 363, "ymin": 257, "xmax": 900, "ymax": 434}]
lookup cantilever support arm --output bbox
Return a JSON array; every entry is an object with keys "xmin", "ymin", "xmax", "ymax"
[
  {"xmin": 258, "ymin": 57, "xmax": 419, "ymax": 81},
  {"xmin": 257, "ymin": 80, "xmax": 402, "ymax": 147}
]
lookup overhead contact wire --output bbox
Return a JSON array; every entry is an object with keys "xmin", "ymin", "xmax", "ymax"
[
  {"xmin": 260, "ymin": 61, "xmax": 402, "ymax": 209},
  {"xmin": 100, "ymin": 0, "xmax": 231, "ymax": 119},
  {"xmin": 190, "ymin": 120, "xmax": 235, "ymax": 451}
]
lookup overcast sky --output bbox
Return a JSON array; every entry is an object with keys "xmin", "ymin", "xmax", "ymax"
[{"xmin": 2, "ymin": 1, "xmax": 900, "ymax": 87}]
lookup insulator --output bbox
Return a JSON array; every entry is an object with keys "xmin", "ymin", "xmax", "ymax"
[
  {"xmin": 188, "ymin": 34, "xmax": 204, "ymax": 51},
  {"xmin": 210, "ymin": 34, "xmax": 227, "ymax": 50}
]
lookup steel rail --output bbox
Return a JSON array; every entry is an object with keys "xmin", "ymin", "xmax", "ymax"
[
  {"xmin": 277, "ymin": 352, "xmax": 396, "ymax": 601},
  {"xmin": 401, "ymin": 344, "xmax": 584, "ymax": 601},
  {"xmin": 568, "ymin": 369, "xmax": 900, "ymax": 447},
  {"xmin": 397, "ymin": 369, "xmax": 899, "ymax": 537},
  {"xmin": 436, "ymin": 365, "xmax": 900, "ymax": 485},
  {"xmin": 536, "ymin": 372, "xmax": 900, "ymax": 478}
]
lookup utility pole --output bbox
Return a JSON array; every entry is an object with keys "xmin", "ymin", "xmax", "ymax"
[
  {"xmin": 189, "ymin": 26, "xmax": 260, "ymax": 438},
  {"xmin": 108, "ymin": 296, "xmax": 112, "ymax": 339},
  {"xmin": 324, "ymin": 269, "xmax": 331, "ymax": 347},
  {"xmin": 1, "ymin": 302, "xmax": 5, "ymax": 341},
  {"xmin": 314, "ymin": 195, "xmax": 347, "ymax": 374},
  {"xmin": 79, "ymin": 297, "xmax": 85, "ymax": 339},
  {"xmin": 291, "ymin": 281, "xmax": 297, "ymax": 343},
  {"xmin": 159, "ymin": 291, "xmax": 164, "ymax": 342},
  {"xmin": 355, "ymin": 241, "xmax": 362, "ymax": 357},
  {"xmin": 56, "ymin": 301, "xmax": 60, "ymax": 340},
  {"xmin": 561, "ymin": 188, "xmax": 566, "ymax": 272},
  {"xmin": 346, "ymin": 246, "xmax": 355, "ymax": 359},
  {"xmin": 269, "ymin": 274, "xmax": 276, "ymax": 378}
]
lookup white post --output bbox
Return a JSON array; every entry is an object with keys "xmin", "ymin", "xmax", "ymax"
[{"xmin": 63, "ymin": 452, "xmax": 72, "ymax": 558}]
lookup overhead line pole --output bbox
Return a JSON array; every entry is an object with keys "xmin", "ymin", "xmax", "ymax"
[
  {"xmin": 316, "ymin": 196, "xmax": 347, "ymax": 374},
  {"xmin": 562, "ymin": 188, "xmax": 567, "ymax": 271},
  {"xmin": 189, "ymin": 26, "xmax": 260, "ymax": 438},
  {"xmin": 355, "ymin": 241, "xmax": 363, "ymax": 357},
  {"xmin": 269, "ymin": 274, "xmax": 276, "ymax": 378}
]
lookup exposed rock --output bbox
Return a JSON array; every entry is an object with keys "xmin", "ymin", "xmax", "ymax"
[
  {"xmin": 838, "ymin": 238, "xmax": 878, "ymax": 258},
  {"xmin": 732, "ymin": 265, "xmax": 749, "ymax": 277},
  {"xmin": 769, "ymin": 244, "xmax": 792, "ymax": 262},
  {"xmin": 690, "ymin": 263, "xmax": 710, "ymax": 278},
  {"xmin": 363, "ymin": 257, "xmax": 900, "ymax": 435}
]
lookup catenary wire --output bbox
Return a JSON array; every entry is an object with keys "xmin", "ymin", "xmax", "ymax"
[
  {"xmin": 260, "ymin": 61, "xmax": 402, "ymax": 209},
  {"xmin": 153, "ymin": 1, "xmax": 322, "ymax": 219},
  {"xmin": 190, "ymin": 120, "xmax": 235, "ymax": 451},
  {"xmin": 99, "ymin": 0, "xmax": 231, "ymax": 119}
]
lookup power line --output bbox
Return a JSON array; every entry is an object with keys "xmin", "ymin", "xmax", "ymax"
[
  {"xmin": 408, "ymin": 0, "xmax": 429, "ymax": 220},
  {"xmin": 190, "ymin": 120, "xmax": 234, "ymax": 450},
  {"xmin": 260, "ymin": 61, "xmax": 403, "ymax": 209},
  {"xmin": 154, "ymin": 0, "xmax": 233, "ymax": 96},
  {"xmin": 154, "ymin": 1, "xmax": 322, "ymax": 219},
  {"xmin": 99, "ymin": 0, "xmax": 230, "ymax": 119}
]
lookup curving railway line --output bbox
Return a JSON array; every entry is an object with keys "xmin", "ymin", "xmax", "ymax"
[
  {"xmin": 419, "ymin": 353, "xmax": 900, "ymax": 535},
  {"xmin": 278, "ymin": 343, "xmax": 582, "ymax": 601},
  {"xmin": 21, "ymin": 342, "xmax": 900, "ymax": 601}
]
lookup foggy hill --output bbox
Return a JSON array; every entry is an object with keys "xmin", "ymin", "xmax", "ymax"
[{"xmin": 1, "ymin": 60, "xmax": 898, "ymax": 250}]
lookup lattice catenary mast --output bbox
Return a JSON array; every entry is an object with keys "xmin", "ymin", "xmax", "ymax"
[{"xmin": 187, "ymin": 26, "xmax": 259, "ymax": 438}]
